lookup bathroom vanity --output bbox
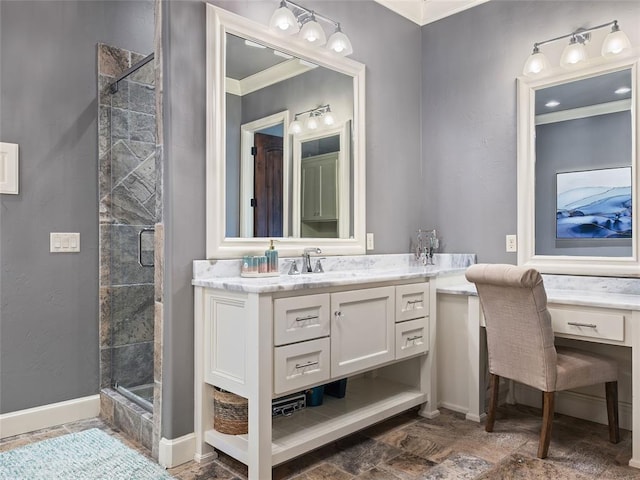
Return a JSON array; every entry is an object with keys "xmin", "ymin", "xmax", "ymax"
[{"xmin": 192, "ymin": 254, "xmax": 474, "ymax": 480}]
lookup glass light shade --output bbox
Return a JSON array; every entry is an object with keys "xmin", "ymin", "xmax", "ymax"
[
  {"xmin": 522, "ymin": 51, "xmax": 550, "ymax": 76},
  {"xmin": 327, "ymin": 30, "xmax": 353, "ymax": 56},
  {"xmin": 601, "ymin": 29, "xmax": 631, "ymax": 56},
  {"xmin": 560, "ymin": 40, "xmax": 587, "ymax": 68},
  {"xmin": 269, "ymin": 5, "xmax": 299, "ymax": 35},
  {"xmin": 305, "ymin": 115, "xmax": 319, "ymax": 130},
  {"xmin": 299, "ymin": 18, "xmax": 326, "ymax": 46},
  {"xmin": 322, "ymin": 111, "xmax": 335, "ymax": 126},
  {"xmin": 289, "ymin": 119, "xmax": 303, "ymax": 135}
]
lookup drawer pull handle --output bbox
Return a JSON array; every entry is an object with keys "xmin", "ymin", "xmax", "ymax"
[
  {"xmin": 567, "ymin": 322, "xmax": 597, "ymax": 329},
  {"xmin": 407, "ymin": 300, "xmax": 423, "ymax": 305},
  {"xmin": 295, "ymin": 314, "xmax": 319, "ymax": 322},
  {"xmin": 295, "ymin": 361, "xmax": 319, "ymax": 369},
  {"xmin": 407, "ymin": 335, "xmax": 423, "ymax": 342}
]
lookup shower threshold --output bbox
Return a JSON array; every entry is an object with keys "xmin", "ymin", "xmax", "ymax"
[{"xmin": 115, "ymin": 383, "xmax": 154, "ymax": 413}]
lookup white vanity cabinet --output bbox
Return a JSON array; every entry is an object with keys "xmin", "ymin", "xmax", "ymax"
[{"xmin": 194, "ymin": 279, "xmax": 437, "ymax": 480}]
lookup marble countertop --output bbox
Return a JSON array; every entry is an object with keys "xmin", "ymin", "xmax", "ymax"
[
  {"xmin": 192, "ymin": 253, "xmax": 475, "ymax": 294},
  {"xmin": 437, "ymin": 283, "xmax": 640, "ymax": 311}
]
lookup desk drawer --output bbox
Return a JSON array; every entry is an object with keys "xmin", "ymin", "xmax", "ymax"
[
  {"xmin": 549, "ymin": 307, "xmax": 624, "ymax": 342},
  {"xmin": 274, "ymin": 294, "xmax": 330, "ymax": 346},
  {"xmin": 274, "ymin": 337, "xmax": 330, "ymax": 395},
  {"xmin": 396, "ymin": 283, "xmax": 429, "ymax": 323}
]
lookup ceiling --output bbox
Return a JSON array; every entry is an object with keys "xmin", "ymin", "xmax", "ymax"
[{"xmin": 374, "ymin": 0, "xmax": 490, "ymax": 26}]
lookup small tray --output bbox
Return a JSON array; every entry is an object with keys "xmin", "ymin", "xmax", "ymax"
[{"xmin": 240, "ymin": 271, "xmax": 281, "ymax": 278}]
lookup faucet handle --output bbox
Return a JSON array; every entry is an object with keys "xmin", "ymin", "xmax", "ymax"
[
  {"xmin": 313, "ymin": 257, "xmax": 326, "ymax": 274},
  {"xmin": 288, "ymin": 260, "xmax": 300, "ymax": 275}
]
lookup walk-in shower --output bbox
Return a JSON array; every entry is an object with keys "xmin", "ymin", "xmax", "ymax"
[{"xmin": 98, "ymin": 43, "xmax": 160, "ymax": 451}]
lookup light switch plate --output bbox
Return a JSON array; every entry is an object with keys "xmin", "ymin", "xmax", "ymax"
[
  {"xmin": 50, "ymin": 233, "xmax": 80, "ymax": 253},
  {"xmin": 506, "ymin": 234, "xmax": 517, "ymax": 252},
  {"xmin": 0, "ymin": 142, "xmax": 19, "ymax": 195},
  {"xmin": 366, "ymin": 233, "xmax": 374, "ymax": 250}
]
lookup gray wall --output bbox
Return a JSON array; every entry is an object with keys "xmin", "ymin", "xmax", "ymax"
[
  {"xmin": 421, "ymin": 0, "xmax": 640, "ymax": 263},
  {"xmin": 0, "ymin": 1, "xmax": 154, "ymax": 414},
  {"xmin": 162, "ymin": 0, "xmax": 422, "ymax": 438}
]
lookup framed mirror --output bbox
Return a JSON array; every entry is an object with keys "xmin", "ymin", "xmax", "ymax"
[
  {"xmin": 517, "ymin": 54, "xmax": 639, "ymax": 276},
  {"xmin": 206, "ymin": 4, "xmax": 366, "ymax": 258}
]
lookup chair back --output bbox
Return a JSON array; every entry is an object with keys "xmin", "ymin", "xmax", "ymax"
[{"xmin": 465, "ymin": 264, "xmax": 557, "ymax": 392}]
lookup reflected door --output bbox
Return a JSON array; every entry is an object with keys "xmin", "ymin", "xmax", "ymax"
[{"xmin": 253, "ymin": 132, "xmax": 283, "ymax": 237}]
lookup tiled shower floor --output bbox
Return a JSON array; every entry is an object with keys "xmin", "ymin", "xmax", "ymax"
[{"xmin": 1, "ymin": 406, "xmax": 639, "ymax": 479}]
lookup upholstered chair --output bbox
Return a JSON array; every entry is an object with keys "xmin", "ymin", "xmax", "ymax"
[{"xmin": 465, "ymin": 263, "xmax": 620, "ymax": 458}]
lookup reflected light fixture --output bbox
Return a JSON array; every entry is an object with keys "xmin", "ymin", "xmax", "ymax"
[
  {"xmin": 288, "ymin": 105, "xmax": 336, "ymax": 135},
  {"xmin": 522, "ymin": 19, "xmax": 631, "ymax": 77},
  {"xmin": 269, "ymin": 0, "xmax": 299, "ymax": 34},
  {"xmin": 268, "ymin": 0, "xmax": 353, "ymax": 56}
]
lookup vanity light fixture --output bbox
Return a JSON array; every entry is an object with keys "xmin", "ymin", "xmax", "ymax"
[
  {"xmin": 268, "ymin": 0, "xmax": 353, "ymax": 56},
  {"xmin": 288, "ymin": 104, "xmax": 335, "ymax": 135},
  {"xmin": 523, "ymin": 20, "xmax": 631, "ymax": 77}
]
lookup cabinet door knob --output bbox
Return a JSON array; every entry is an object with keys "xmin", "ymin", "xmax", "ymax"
[{"xmin": 334, "ymin": 311, "xmax": 342, "ymax": 317}]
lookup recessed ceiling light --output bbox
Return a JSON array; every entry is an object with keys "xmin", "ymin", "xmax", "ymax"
[
  {"xmin": 545, "ymin": 100, "xmax": 560, "ymax": 108},
  {"xmin": 615, "ymin": 86, "xmax": 631, "ymax": 95}
]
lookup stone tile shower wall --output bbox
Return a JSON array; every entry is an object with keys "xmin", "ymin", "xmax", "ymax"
[{"xmin": 98, "ymin": 43, "xmax": 161, "ymax": 453}]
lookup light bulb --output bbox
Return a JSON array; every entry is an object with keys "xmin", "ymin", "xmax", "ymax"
[
  {"xmin": 322, "ymin": 111, "xmax": 335, "ymax": 126},
  {"xmin": 269, "ymin": 2, "xmax": 299, "ymax": 35},
  {"xmin": 305, "ymin": 115, "xmax": 319, "ymax": 130},
  {"xmin": 299, "ymin": 14, "xmax": 326, "ymax": 46},
  {"xmin": 327, "ymin": 26, "xmax": 353, "ymax": 56},
  {"xmin": 602, "ymin": 25, "xmax": 631, "ymax": 56},
  {"xmin": 522, "ymin": 47, "xmax": 550, "ymax": 76},
  {"xmin": 560, "ymin": 37, "xmax": 587, "ymax": 68},
  {"xmin": 289, "ymin": 119, "xmax": 303, "ymax": 135}
]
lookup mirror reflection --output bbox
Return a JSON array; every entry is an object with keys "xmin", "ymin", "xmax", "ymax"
[
  {"xmin": 224, "ymin": 32, "xmax": 354, "ymax": 239},
  {"xmin": 534, "ymin": 68, "xmax": 633, "ymax": 257}
]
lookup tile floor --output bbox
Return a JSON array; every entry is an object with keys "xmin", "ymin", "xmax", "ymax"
[{"xmin": 2, "ymin": 405, "xmax": 640, "ymax": 479}]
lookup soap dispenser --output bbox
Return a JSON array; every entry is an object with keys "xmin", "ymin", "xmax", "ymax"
[{"xmin": 265, "ymin": 239, "xmax": 279, "ymax": 273}]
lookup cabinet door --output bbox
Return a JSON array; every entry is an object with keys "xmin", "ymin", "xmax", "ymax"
[
  {"xmin": 301, "ymin": 162, "xmax": 320, "ymax": 220},
  {"xmin": 330, "ymin": 286, "xmax": 395, "ymax": 377}
]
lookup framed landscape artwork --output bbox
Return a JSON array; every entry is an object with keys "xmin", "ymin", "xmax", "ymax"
[{"xmin": 556, "ymin": 167, "xmax": 632, "ymax": 240}]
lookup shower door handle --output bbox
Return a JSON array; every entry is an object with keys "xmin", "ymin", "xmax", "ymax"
[{"xmin": 138, "ymin": 228, "xmax": 155, "ymax": 267}]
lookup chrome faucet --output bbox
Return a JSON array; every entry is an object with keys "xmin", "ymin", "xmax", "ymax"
[{"xmin": 302, "ymin": 247, "xmax": 322, "ymax": 273}]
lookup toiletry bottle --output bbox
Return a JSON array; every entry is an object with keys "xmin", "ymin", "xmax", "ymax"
[{"xmin": 266, "ymin": 239, "xmax": 279, "ymax": 273}]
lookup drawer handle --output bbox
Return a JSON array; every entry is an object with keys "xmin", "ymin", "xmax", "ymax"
[
  {"xmin": 567, "ymin": 322, "xmax": 597, "ymax": 329},
  {"xmin": 295, "ymin": 314, "xmax": 319, "ymax": 322},
  {"xmin": 407, "ymin": 335, "xmax": 423, "ymax": 342},
  {"xmin": 406, "ymin": 300, "xmax": 423, "ymax": 308},
  {"xmin": 295, "ymin": 361, "xmax": 319, "ymax": 369}
]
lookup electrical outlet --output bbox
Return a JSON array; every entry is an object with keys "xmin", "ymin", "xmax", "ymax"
[
  {"xmin": 506, "ymin": 234, "xmax": 517, "ymax": 253},
  {"xmin": 366, "ymin": 233, "xmax": 374, "ymax": 250}
]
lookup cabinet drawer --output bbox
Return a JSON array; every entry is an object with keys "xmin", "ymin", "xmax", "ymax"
[
  {"xmin": 396, "ymin": 283, "xmax": 429, "ymax": 322},
  {"xmin": 395, "ymin": 318, "xmax": 429, "ymax": 360},
  {"xmin": 274, "ymin": 337, "xmax": 330, "ymax": 395},
  {"xmin": 549, "ymin": 307, "xmax": 624, "ymax": 342},
  {"xmin": 274, "ymin": 294, "xmax": 330, "ymax": 346}
]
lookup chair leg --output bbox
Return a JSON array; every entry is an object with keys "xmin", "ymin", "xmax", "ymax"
[
  {"xmin": 486, "ymin": 373, "xmax": 499, "ymax": 433},
  {"xmin": 606, "ymin": 381, "xmax": 620, "ymax": 444},
  {"xmin": 538, "ymin": 391, "xmax": 555, "ymax": 459}
]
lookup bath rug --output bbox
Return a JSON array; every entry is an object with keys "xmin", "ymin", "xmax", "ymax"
[{"xmin": 0, "ymin": 428, "xmax": 174, "ymax": 480}]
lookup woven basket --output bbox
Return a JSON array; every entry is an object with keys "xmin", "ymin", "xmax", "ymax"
[{"xmin": 213, "ymin": 388, "xmax": 248, "ymax": 435}]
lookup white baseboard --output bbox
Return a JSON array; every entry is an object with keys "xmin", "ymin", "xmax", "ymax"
[
  {"xmin": 0, "ymin": 394, "xmax": 100, "ymax": 439},
  {"xmin": 158, "ymin": 433, "xmax": 198, "ymax": 468},
  {"xmin": 514, "ymin": 384, "xmax": 632, "ymax": 431}
]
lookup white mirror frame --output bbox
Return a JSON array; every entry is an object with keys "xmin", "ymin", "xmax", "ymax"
[
  {"xmin": 517, "ymin": 52, "xmax": 640, "ymax": 276},
  {"xmin": 206, "ymin": 4, "xmax": 366, "ymax": 259}
]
